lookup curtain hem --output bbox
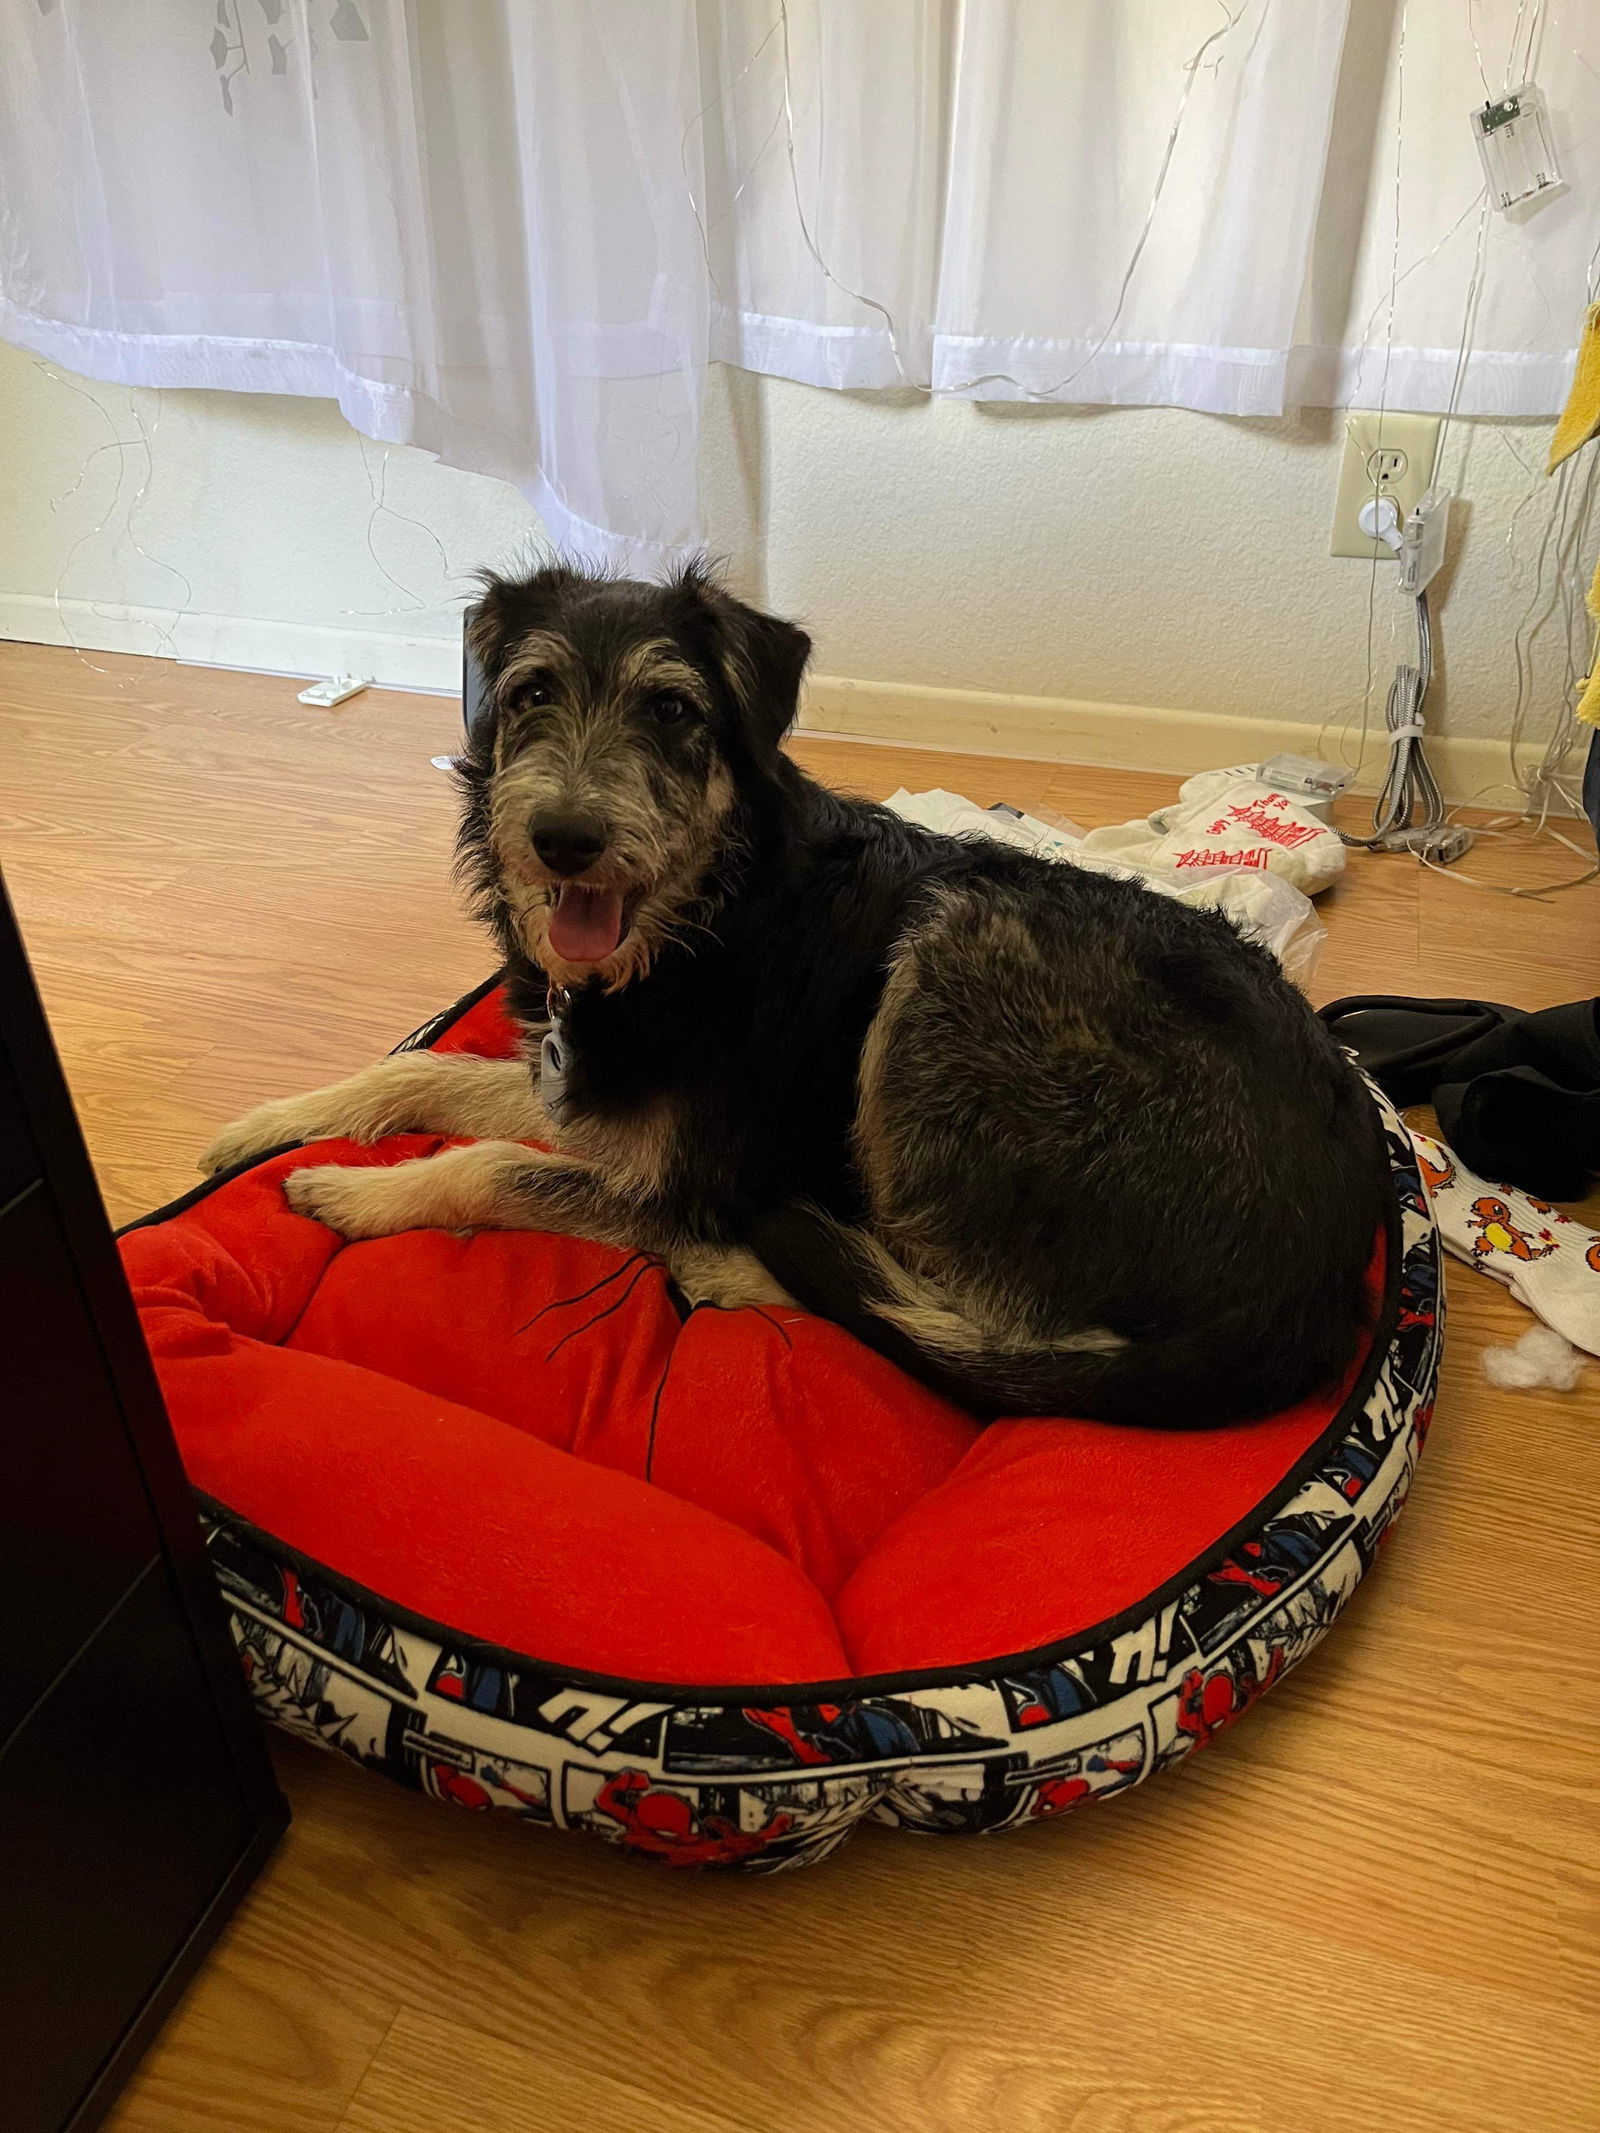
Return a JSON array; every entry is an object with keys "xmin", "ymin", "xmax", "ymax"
[
  {"xmin": 710, "ymin": 308, "xmax": 1574, "ymax": 418},
  {"xmin": 4, "ymin": 300, "xmax": 1569, "ymax": 568}
]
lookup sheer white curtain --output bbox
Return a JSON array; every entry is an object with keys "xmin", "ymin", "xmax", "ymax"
[
  {"xmin": 1292, "ymin": 0, "xmax": 1599, "ymax": 419},
  {"xmin": 699, "ymin": 0, "xmax": 1351, "ymax": 413},
  {"xmin": 0, "ymin": 0, "xmax": 714, "ymax": 568},
  {"xmin": 1, "ymin": 1, "xmax": 1593, "ymax": 568}
]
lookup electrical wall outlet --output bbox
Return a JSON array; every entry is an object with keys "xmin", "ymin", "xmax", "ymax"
[{"xmin": 1330, "ymin": 411, "xmax": 1441, "ymax": 560}]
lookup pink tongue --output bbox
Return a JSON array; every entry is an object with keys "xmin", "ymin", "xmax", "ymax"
[{"xmin": 548, "ymin": 884, "xmax": 626, "ymax": 963}]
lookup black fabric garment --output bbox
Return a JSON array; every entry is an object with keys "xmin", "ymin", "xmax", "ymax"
[
  {"xmin": 1320, "ymin": 993, "xmax": 1600, "ymax": 1201},
  {"xmin": 1585, "ymin": 727, "xmax": 1600, "ymax": 849}
]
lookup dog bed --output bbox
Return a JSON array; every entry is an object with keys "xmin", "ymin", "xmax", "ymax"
[{"xmin": 120, "ymin": 979, "xmax": 1442, "ymax": 1872}]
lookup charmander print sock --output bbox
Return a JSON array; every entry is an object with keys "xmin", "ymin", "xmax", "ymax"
[{"xmin": 1411, "ymin": 1128, "xmax": 1600, "ymax": 1357}]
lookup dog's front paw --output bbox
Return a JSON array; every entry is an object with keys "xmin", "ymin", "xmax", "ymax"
[
  {"xmin": 283, "ymin": 1163, "xmax": 406, "ymax": 1240},
  {"xmin": 200, "ymin": 1098, "xmax": 327, "ymax": 1176}
]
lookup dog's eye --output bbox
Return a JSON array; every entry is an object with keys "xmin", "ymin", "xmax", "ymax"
[
  {"xmin": 647, "ymin": 693, "xmax": 692, "ymax": 727},
  {"xmin": 516, "ymin": 678, "xmax": 553, "ymax": 710}
]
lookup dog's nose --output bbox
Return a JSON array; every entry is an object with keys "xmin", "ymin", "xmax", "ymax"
[{"xmin": 529, "ymin": 811, "xmax": 608, "ymax": 877}]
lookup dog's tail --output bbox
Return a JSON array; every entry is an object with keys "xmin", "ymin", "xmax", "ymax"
[{"xmin": 748, "ymin": 1203, "xmax": 1130, "ymax": 1424}]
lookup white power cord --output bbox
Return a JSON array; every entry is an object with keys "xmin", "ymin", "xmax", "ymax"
[{"xmin": 1340, "ymin": 494, "xmax": 1472, "ymax": 863}]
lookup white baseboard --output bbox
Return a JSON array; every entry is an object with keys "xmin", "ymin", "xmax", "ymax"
[
  {"xmin": 1, "ymin": 592, "xmax": 1576, "ymax": 815},
  {"xmin": 801, "ymin": 672, "xmax": 1578, "ymax": 814},
  {"xmin": 0, "ymin": 591, "xmax": 463, "ymax": 694}
]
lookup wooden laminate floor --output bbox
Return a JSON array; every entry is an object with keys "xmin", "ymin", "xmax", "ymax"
[{"xmin": 2, "ymin": 643, "xmax": 1597, "ymax": 2133}]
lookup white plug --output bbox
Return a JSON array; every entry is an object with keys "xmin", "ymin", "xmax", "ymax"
[
  {"xmin": 1398, "ymin": 486, "xmax": 1452, "ymax": 597},
  {"xmin": 1357, "ymin": 494, "xmax": 1404, "ymax": 553}
]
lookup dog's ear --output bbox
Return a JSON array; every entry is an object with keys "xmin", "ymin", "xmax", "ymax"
[
  {"xmin": 671, "ymin": 561, "xmax": 811, "ymax": 767},
  {"xmin": 466, "ymin": 562, "xmax": 585, "ymax": 684}
]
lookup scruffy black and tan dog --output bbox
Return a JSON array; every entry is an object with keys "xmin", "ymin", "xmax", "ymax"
[{"xmin": 202, "ymin": 562, "xmax": 1388, "ymax": 1427}]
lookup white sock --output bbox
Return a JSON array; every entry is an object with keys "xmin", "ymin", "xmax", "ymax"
[{"xmin": 1412, "ymin": 1128, "xmax": 1600, "ymax": 1358}]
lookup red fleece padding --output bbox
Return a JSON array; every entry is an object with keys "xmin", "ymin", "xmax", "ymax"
[{"xmin": 124, "ymin": 989, "xmax": 1378, "ymax": 1687}]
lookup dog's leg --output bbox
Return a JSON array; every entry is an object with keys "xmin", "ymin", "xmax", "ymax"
[
  {"xmin": 288, "ymin": 1143, "xmax": 800, "ymax": 1314},
  {"xmin": 664, "ymin": 1242, "xmax": 797, "ymax": 1311},
  {"xmin": 199, "ymin": 1052, "xmax": 548, "ymax": 1175},
  {"xmin": 282, "ymin": 1140, "xmax": 656, "ymax": 1248}
]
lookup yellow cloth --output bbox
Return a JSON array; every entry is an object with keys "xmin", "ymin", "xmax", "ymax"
[
  {"xmin": 1549, "ymin": 303, "xmax": 1600, "ymax": 473},
  {"xmin": 1578, "ymin": 556, "xmax": 1600, "ymax": 727}
]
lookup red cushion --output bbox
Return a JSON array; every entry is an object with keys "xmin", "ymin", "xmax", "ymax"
[{"xmin": 123, "ymin": 989, "xmax": 1378, "ymax": 1689}]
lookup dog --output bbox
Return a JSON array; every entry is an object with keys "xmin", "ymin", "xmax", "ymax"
[{"xmin": 201, "ymin": 560, "xmax": 1389, "ymax": 1427}]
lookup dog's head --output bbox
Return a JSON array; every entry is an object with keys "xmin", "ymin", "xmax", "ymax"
[{"xmin": 458, "ymin": 561, "xmax": 811, "ymax": 991}]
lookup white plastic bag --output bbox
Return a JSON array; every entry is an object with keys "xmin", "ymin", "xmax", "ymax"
[
  {"xmin": 885, "ymin": 788, "xmax": 1083, "ymax": 858},
  {"xmin": 885, "ymin": 787, "xmax": 1327, "ymax": 984},
  {"xmin": 1076, "ymin": 765, "xmax": 1346, "ymax": 896}
]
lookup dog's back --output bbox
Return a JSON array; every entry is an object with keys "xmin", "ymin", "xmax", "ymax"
[{"xmin": 753, "ymin": 819, "xmax": 1388, "ymax": 1427}]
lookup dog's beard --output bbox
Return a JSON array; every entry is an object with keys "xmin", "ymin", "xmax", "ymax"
[
  {"xmin": 501, "ymin": 864, "xmax": 710, "ymax": 995},
  {"xmin": 487, "ymin": 760, "xmax": 738, "ymax": 993}
]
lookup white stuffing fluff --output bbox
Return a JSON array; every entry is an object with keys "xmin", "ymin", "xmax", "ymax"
[{"xmin": 1481, "ymin": 1325, "xmax": 1587, "ymax": 1391}]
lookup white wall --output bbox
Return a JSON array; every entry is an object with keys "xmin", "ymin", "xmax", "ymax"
[
  {"xmin": 762, "ymin": 390, "xmax": 1559, "ymax": 744},
  {"xmin": 0, "ymin": 335, "xmax": 1576, "ymax": 780},
  {"xmin": 0, "ymin": 341, "xmax": 534, "ymax": 691}
]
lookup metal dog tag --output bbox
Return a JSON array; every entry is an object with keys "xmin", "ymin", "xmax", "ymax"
[{"xmin": 540, "ymin": 1024, "xmax": 572, "ymax": 1126}]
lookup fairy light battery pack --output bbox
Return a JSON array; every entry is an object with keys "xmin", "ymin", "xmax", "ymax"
[{"xmin": 1470, "ymin": 82, "xmax": 1564, "ymax": 212}]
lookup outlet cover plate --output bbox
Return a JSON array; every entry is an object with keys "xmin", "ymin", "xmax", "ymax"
[{"xmin": 1330, "ymin": 411, "xmax": 1441, "ymax": 559}]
